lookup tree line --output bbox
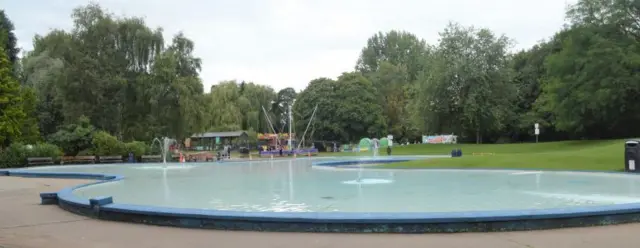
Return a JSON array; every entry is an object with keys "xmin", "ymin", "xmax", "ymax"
[
  {"xmin": 295, "ymin": 0, "xmax": 640, "ymax": 144},
  {"xmin": 0, "ymin": 0, "xmax": 638, "ymax": 156}
]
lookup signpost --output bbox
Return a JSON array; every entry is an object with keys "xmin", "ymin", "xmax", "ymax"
[{"xmin": 534, "ymin": 123, "xmax": 540, "ymax": 143}]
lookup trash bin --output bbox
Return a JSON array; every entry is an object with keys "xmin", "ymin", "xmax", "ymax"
[
  {"xmin": 625, "ymin": 140, "xmax": 640, "ymax": 172},
  {"xmin": 128, "ymin": 152, "xmax": 135, "ymax": 163}
]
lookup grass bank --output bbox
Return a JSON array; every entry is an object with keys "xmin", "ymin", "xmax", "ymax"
[{"xmin": 347, "ymin": 140, "xmax": 625, "ymax": 171}]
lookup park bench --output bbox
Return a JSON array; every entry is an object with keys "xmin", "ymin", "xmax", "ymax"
[
  {"xmin": 141, "ymin": 155, "xmax": 162, "ymax": 162},
  {"xmin": 98, "ymin": 156, "xmax": 123, "ymax": 163},
  {"xmin": 61, "ymin": 156, "xmax": 96, "ymax": 165},
  {"xmin": 26, "ymin": 157, "xmax": 54, "ymax": 166}
]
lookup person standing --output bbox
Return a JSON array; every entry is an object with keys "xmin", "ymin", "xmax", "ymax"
[{"xmin": 222, "ymin": 145, "xmax": 228, "ymax": 160}]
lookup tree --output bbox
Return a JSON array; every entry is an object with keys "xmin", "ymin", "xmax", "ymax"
[
  {"xmin": 18, "ymin": 87, "xmax": 41, "ymax": 144},
  {"xmin": 20, "ymin": 3, "xmax": 207, "ymax": 142},
  {"xmin": 272, "ymin": 87, "xmax": 297, "ymax": 132},
  {"xmin": 356, "ymin": 31, "xmax": 429, "ymax": 142},
  {"xmin": 369, "ymin": 62, "xmax": 413, "ymax": 139},
  {"xmin": 207, "ymin": 81, "xmax": 276, "ymax": 133},
  {"xmin": 7, "ymin": 0, "xmax": 640, "ymax": 150},
  {"xmin": 356, "ymin": 30, "xmax": 428, "ymax": 82},
  {"xmin": 538, "ymin": 25, "xmax": 640, "ymax": 138},
  {"xmin": 412, "ymin": 23, "xmax": 515, "ymax": 143},
  {"xmin": 566, "ymin": 0, "xmax": 640, "ymax": 40},
  {"xmin": 0, "ymin": 10, "xmax": 19, "ymax": 72},
  {"xmin": 0, "ymin": 48, "xmax": 26, "ymax": 147},
  {"xmin": 294, "ymin": 73, "xmax": 386, "ymax": 143},
  {"xmin": 20, "ymin": 51, "xmax": 66, "ymax": 137},
  {"xmin": 48, "ymin": 116, "xmax": 96, "ymax": 156}
]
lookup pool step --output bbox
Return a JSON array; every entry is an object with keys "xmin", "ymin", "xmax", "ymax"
[{"xmin": 39, "ymin": 192, "xmax": 58, "ymax": 205}]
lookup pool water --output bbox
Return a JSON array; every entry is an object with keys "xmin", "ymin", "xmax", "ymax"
[{"xmin": 21, "ymin": 157, "xmax": 640, "ymax": 213}]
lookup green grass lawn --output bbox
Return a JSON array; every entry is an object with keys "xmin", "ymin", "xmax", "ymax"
[{"xmin": 328, "ymin": 139, "xmax": 626, "ymax": 171}]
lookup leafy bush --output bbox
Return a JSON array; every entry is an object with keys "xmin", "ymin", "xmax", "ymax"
[
  {"xmin": 30, "ymin": 143, "xmax": 63, "ymax": 158},
  {"xmin": 0, "ymin": 143, "xmax": 29, "ymax": 168},
  {"xmin": 47, "ymin": 116, "xmax": 95, "ymax": 156},
  {"xmin": 124, "ymin": 141, "xmax": 148, "ymax": 157},
  {"xmin": 0, "ymin": 142, "xmax": 63, "ymax": 168},
  {"xmin": 92, "ymin": 131, "xmax": 125, "ymax": 156}
]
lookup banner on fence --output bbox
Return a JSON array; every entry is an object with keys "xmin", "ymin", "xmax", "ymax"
[{"xmin": 422, "ymin": 134, "xmax": 457, "ymax": 144}]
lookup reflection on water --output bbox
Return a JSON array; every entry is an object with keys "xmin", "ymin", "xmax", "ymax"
[{"xmin": 23, "ymin": 156, "xmax": 640, "ymax": 213}]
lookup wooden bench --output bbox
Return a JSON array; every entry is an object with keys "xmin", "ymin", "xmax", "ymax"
[
  {"xmin": 98, "ymin": 156, "xmax": 123, "ymax": 163},
  {"xmin": 27, "ymin": 157, "xmax": 54, "ymax": 166},
  {"xmin": 61, "ymin": 156, "xmax": 96, "ymax": 164},
  {"xmin": 141, "ymin": 155, "xmax": 162, "ymax": 162}
]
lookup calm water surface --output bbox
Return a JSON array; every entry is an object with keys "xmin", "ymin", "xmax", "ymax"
[{"xmin": 22, "ymin": 156, "xmax": 640, "ymax": 213}]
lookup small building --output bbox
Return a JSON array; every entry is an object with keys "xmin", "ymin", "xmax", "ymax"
[{"xmin": 189, "ymin": 131, "xmax": 249, "ymax": 151}]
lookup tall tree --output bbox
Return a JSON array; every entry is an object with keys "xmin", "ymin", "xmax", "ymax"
[
  {"xmin": 294, "ymin": 73, "xmax": 386, "ymax": 143},
  {"xmin": 20, "ymin": 3, "xmax": 207, "ymax": 142},
  {"xmin": 0, "ymin": 48, "xmax": 26, "ymax": 147},
  {"xmin": 369, "ymin": 62, "xmax": 413, "ymax": 139},
  {"xmin": 356, "ymin": 30, "xmax": 428, "ymax": 82},
  {"xmin": 208, "ymin": 81, "xmax": 276, "ymax": 133},
  {"xmin": 20, "ymin": 51, "xmax": 66, "ymax": 137},
  {"xmin": 356, "ymin": 30, "xmax": 429, "ymax": 142},
  {"xmin": 412, "ymin": 23, "xmax": 515, "ymax": 143},
  {"xmin": 0, "ymin": 10, "xmax": 19, "ymax": 72},
  {"xmin": 539, "ymin": 26, "xmax": 640, "ymax": 137},
  {"xmin": 272, "ymin": 87, "xmax": 297, "ymax": 133}
]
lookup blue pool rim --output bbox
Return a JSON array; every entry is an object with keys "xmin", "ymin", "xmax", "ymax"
[{"xmin": 3, "ymin": 158, "xmax": 640, "ymax": 233}]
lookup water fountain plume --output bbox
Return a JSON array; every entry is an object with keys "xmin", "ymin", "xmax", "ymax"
[
  {"xmin": 151, "ymin": 137, "xmax": 178, "ymax": 164},
  {"xmin": 343, "ymin": 139, "xmax": 393, "ymax": 186},
  {"xmin": 162, "ymin": 137, "xmax": 177, "ymax": 164},
  {"xmin": 369, "ymin": 138, "xmax": 380, "ymax": 157}
]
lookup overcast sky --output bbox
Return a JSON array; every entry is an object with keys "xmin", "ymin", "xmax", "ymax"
[{"xmin": 4, "ymin": 0, "xmax": 574, "ymax": 92}]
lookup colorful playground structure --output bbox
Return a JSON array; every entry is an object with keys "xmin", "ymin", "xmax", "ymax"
[
  {"xmin": 257, "ymin": 132, "xmax": 319, "ymax": 157},
  {"xmin": 340, "ymin": 134, "xmax": 458, "ymax": 153}
]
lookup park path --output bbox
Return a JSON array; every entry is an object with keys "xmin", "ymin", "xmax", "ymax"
[{"xmin": 1, "ymin": 176, "xmax": 639, "ymax": 248}]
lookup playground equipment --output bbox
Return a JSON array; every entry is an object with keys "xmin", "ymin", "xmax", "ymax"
[
  {"xmin": 379, "ymin": 137, "xmax": 389, "ymax": 147},
  {"xmin": 358, "ymin": 138, "xmax": 372, "ymax": 152}
]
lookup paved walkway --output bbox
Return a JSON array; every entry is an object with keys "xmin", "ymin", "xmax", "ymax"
[{"xmin": 1, "ymin": 177, "xmax": 640, "ymax": 248}]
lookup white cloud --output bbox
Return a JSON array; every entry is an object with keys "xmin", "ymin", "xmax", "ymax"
[{"xmin": 4, "ymin": 0, "xmax": 575, "ymax": 92}]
